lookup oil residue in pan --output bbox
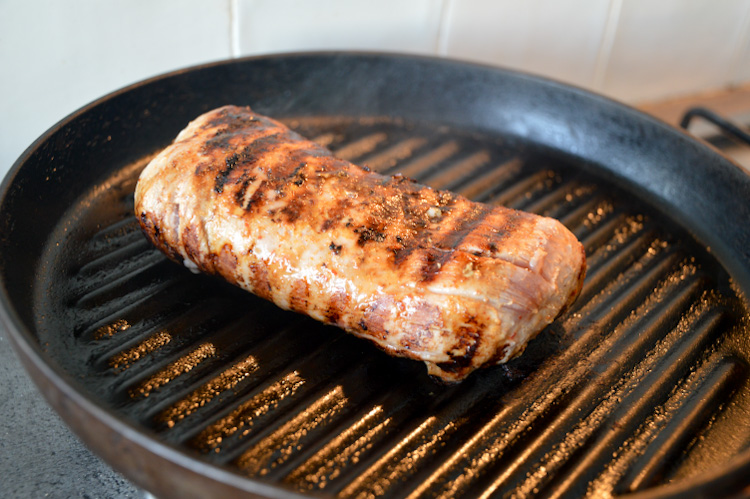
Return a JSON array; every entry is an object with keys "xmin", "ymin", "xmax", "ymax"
[{"xmin": 33, "ymin": 116, "xmax": 750, "ymax": 498}]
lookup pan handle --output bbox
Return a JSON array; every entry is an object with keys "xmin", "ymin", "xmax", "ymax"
[{"xmin": 680, "ymin": 106, "xmax": 750, "ymax": 147}]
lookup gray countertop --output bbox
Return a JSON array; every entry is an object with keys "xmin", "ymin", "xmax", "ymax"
[{"xmin": 0, "ymin": 326, "xmax": 143, "ymax": 498}]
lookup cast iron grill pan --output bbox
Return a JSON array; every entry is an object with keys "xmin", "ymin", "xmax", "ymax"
[
  {"xmin": 26, "ymin": 118, "xmax": 750, "ymax": 498},
  {"xmin": 2, "ymin": 54, "xmax": 750, "ymax": 498}
]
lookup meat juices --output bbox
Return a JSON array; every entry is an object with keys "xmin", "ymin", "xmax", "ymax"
[{"xmin": 135, "ymin": 106, "xmax": 586, "ymax": 382}]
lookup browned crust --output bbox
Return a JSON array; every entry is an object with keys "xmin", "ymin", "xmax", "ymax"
[{"xmin": 135, "ymin": 105, "xmax": 587, "ymax": 383}]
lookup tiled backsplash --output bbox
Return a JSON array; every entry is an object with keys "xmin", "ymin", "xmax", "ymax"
[{"xmin": 2, "ymin": 0, "xmax": 750, "ymax": 177}]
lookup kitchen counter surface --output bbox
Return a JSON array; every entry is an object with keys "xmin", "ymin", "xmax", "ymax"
[
  {"xmin": 639, "ymin": 84, "xmax": 750, "ymax": 172},
  {"xmin": 0, "ymin": 328, "xmax": 143, "ymax": 498},
  {"xmin": 639, "ymin": 83, "xmax": 750, "ymax": 126}
]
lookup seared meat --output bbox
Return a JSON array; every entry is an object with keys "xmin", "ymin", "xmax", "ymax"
[{"xmin": 134, "ymin": 106, "xmax": 586, "ymax": 382}]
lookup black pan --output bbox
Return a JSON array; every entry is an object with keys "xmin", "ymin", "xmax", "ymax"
[{"xmin": 2, "ymin": 52, "xmax": 750, "ymax": 498}]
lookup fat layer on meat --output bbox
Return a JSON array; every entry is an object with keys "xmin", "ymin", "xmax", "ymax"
[{"xmin": 134, "ymin": 105, "xmax": 586, "ymax": 382}]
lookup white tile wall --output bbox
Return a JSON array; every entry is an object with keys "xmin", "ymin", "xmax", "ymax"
[
  {"xmin": 439, "ymin": 0, "xmax": 613, "ymax": 90},
  {"xmin": 729, "ymin": 5, "xmax": 750, "ymax": 85},
  {"xmin": 0, "ymin": 0, "xmax": 232, "ymax": 178},
  {"xmin": 234, "ymin": 0, "xmax": 443, "ymax": 56},
  {"xmin": 3, "ymin": 0, "xmax": 750, "ymax": 180},
  {"xmin": 600, "ymin": 0, "xmax": 750, "ymax": 102}
]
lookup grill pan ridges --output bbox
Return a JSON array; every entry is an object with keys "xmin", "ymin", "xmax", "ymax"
[{"xmin": 28, "ymin": 116, "xmax": 750, "ymax": 498}]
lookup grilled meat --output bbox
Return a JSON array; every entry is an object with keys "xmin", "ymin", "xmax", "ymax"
[{"xmin": 134, "ymin": 105, "xmax": 586, "ymax": 382}]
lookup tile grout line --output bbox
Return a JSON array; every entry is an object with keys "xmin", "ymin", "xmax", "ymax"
[
  {"xmin": 726, "ymin": 1, "xmax": 750, "ymax": 85},
  {"xmin": 229, "ymin": 0, "xmax": 240, "ymax": 58},
  {"xmin": 592, "ymin": 0, "xmax": 623, "ymax": 92},
  {"xmin": 435, "ymin": 0, "xmax": 454, "ymax": 57}
]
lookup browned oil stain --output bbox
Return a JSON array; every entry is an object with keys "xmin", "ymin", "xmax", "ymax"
[
  {"xmin": 235, "ymin": 386, "xmax": 348, "ymax": 476},
  {"xmin": 129, "ymin": 343, "xmax": 216, "ymax": 398},
  {"xmin": 338, "ymin": 416, "xmax": 464, "ymax": 498},
  {"xmin": 109, "ymin": 330, "xmax": 172, "ymax": 370},
  {"xmin": 192, "ymin": 371, "xmax": 306, "ymax": 452},
  {"xmin": 286, "ymin": 405, "xmax": 390, "ymax": 490},
  {"xmin": 94, "ymin": 319, "xmax": 131, "ymax": 339},
  {"xmin": 158, "ymin": 354, "xmax": 261, "ymax": 427}
]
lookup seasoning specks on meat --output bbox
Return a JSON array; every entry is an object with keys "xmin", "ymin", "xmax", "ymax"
[{"xmin": 135, "ymin": 105, "xmax": 586, "ymax": 382}]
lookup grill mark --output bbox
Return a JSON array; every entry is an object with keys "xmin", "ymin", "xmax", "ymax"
[
  {"xmin": 413, "ymin": 205, "xmax": 493, "ymax": 283},
  {"xmin": 465, "ymin": 209, "xmax": 532, "ymax": 258},
  {"xmin": 271, "ymin": 159, "xmax": 325, "ymax": 223},
  {"xmin": 390, "ymin": 230, "xmax": 431, "ymax": 268},
  {"xmin": 234, "ymin": 173, "xmax": 256, "ymax": 206},
  {"xmin": 203, "ymin": 109, "xmax": 334, "ymax": 196},
  {"xmin": 209, "ymin": 243, "xmax": 238, "ymax": 280},
  {"xmin": 346, "ymin": 175, "xmax": 420, "ymax": 247},
  {"xmin": 211, "ymin": 131, "xmax": 332, "ymax": 200},
  {"xmin": 289, "ymin": 279, "xmax": 310, "ymax": 313},
  {"xmin": 433, "ymin": 204, "xmax": 493, "ymax": 251},
  {"xmin": 215, "ymin": 152, "xmax": 240, "ymax": 194},
  {"xmin": 202, "ymin": 112, "xmax": 278, "ymax": 154},
  {"xmin": 269, "ymin": 159, "xmax": 330, "ymax": 223},
  {"xmin": 208, "ymin": 133, "xmax": 283, "ymax": 195},
  {"xmin": 235, "ymin": 142, "xmax": 335, "ymax": 215},
  {"xmin": 205, "ymin": 107, "xmax": 262, "ymax": 128},
  {"xmin": 272, "ymin": 146, "xmax": 326, "ymax": 182},
  {"xmin": 362, "ymin": 295, "xmax": 396, "ymax": 341},
  {"xmin": 204, "ymin": 107, "xmax": 275, "ymax": 138},
  {"xmin": 384, "ymin": 189, "xmax": 457, "ymax": 268},
  {"xmin": 181, "ymin": 223, "xmax": 205, "ymax": 270},
  {"xmin": 418, "ymin": 248, "xmax": 450, "ymax": 283},
  {"xmin": 243, "ymin": 179, "xmax": 268, "ymax": 210},
  {"xmin": 248, "ymin": 262, "xmax": 273, "ymax": 301},
  {"xmin": 277, "ymin": 190, "xmax": 309, "ymax": 223},
  {"xmin": 138, "ymin": 212, "xmax": 181, "ymax": 263},
  {"xmin": 320, "ymin": 196, "xmax": 354, "ymax": 232},
  {"xmin": 486, "ymin": 343, "xmax": 512, "ymax": 365},
  {"xmin": 326, "ymin": 290, "xmax": 349, "ymax": 325},
  {"xmin": 435, "ymin": 327, "xmax": 481, "ymax": 373}
]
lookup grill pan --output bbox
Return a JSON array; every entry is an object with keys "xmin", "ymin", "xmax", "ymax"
[{"xmin": 2, "ymin": 52, "xmax": 750, "ymax": 498}]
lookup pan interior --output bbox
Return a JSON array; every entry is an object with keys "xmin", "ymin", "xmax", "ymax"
[{"xmin": 30, "ymin": 115, "xmax": 750, "ymax": 498}]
